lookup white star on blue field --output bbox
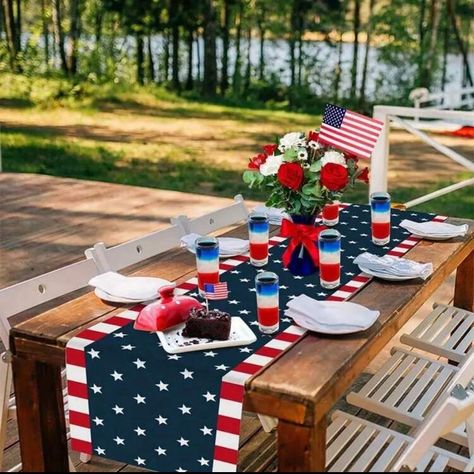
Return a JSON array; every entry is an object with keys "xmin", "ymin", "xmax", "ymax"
[{"xmin": 83, "ymin": 205, "xmax": 436, "ymax": 471}]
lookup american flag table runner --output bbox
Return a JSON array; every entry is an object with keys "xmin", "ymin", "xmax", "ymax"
[
  {"xmin": 318, "ymin": 104, "xmax": 384, "ymax": 159},
  {"xmin": 66, "ymin": 205, "xmax": 446, "ymax": 472}
]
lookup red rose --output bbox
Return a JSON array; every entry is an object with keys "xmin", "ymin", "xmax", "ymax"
[
  {"xmin": 308, "ymin": 131, "xmax": 319, "ymax": 142},
  {"xmin": 277, "ymin": 162, "xmax": 304, "ymax": 191},
  {"xmin": 262, "ymin": 144, "xmax": 278, "ymax": 155},
  {"xmin": 320, "ymin": 163, "xmax": 349, "ymax": 191},
  {"xmin": 357, "ymin": 167, "xmax": 370, "ymax": 184},
  {"xmin": 248, "ymin": 153, "xmax": 267, "ymax": 170}
]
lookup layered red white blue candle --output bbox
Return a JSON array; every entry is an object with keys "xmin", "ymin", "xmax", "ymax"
[
  {"xmin": 318, "ymin": 229, "xmax": 341, "ymax": 289},
  {"xmin": 371, "ymin": 192, "xmax": 391, "ymax": 245},
  {"xmin": 195, "ymin": 237, "xmax": 220, "ymax": 293},
  {"xmin": 248, "ymin": 214, "xmax": 270, "ymax": 267},
  {"xmin": 255, "ymin": 271, "xmax": 279, "ymax": 334},
  {"xmin": 322, "ymin": 202, "xmax": 340, "ymax": 226}
]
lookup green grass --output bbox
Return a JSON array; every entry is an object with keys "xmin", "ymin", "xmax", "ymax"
[
  {"xmin": 3, "ymin": 129, "xmax": 473, "ymax": 219},
  {"xmin": 1, "ymin": 72, "xmax": 472, "ymax": 220}
]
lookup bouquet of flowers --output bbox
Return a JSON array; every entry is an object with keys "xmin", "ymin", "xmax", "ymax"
[{"xmin": 243, "ymin": 131, "xmax": 369, "ymax": 217}]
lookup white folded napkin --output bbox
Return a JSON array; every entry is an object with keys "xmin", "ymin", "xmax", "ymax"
[
  {"xmin": 354, "ymin": 252, "xmax": 433, "ymax": 280},
  {"xmin": 285, "ymin": 294, "xmax": 380, "ymax": 333},
  {"xmin": 400, "ymin": 219, "xmax": 468, "ymax": 238},
  {"xmin": 180, "ymin": 233, "xmax": 249, "ymax": 256},
  {"xmin": 89, "ymin": 271, "xmax": 168, "ymax": 301},
  {"xmin": 253, "ymin": 205, "xmax": 289, "ymax": 225}
]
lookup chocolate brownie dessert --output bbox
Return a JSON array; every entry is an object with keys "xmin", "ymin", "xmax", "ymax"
[{"xmin": 182, "ymin": 307, "xmax": 231, "ymax": 341}]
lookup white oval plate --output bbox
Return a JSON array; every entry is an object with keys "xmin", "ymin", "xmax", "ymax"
[{"xmin": 358, "ymin": 264, "xmax": 420, "ymax": 281}]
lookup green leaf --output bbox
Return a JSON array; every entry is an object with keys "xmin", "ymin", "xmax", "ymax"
[
  {"xmin": 309, "ymin": 161, "xmax": 322, "ymax": 172},
  {"xmin": 284, "ymin": 149, "xmax": 297, "ymax": 161},
  {"xmin": 242, "ymin": 170, "xmax": 257, "ymax": 184}
]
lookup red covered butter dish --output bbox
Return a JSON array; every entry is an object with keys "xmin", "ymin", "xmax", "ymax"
[{"xmin": 134, "ymin": 284, "xmax": 203, "ymax": 332}]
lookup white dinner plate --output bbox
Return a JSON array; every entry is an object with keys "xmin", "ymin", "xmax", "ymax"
[
  {"xmin": 358, "ymin": 264, "xmax": 422, "ymax": 281},
  {"xmin": 157, "ymin": 317, "xmax": 256, "ymax": 354},
  {"xmin": 411, "ymin": 233, "xmax": 459, "ymax": 241},
  {"xmin": 94, "ymin": 288, "xmax": 158, "ymax": 304},
  {"xmin": 290, "ymin": 315, "xmax": 374, "ymax": 335}
]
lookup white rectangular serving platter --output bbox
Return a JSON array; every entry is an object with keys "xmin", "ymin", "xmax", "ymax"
[{"xmin": 157, "ymin": 317, "xmax": 257, "ymax": 354}]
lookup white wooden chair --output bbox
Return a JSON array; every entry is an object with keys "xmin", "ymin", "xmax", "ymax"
[
  {"xmin": 392, "ymin": 382, "xmax": 474, "ymax": 472},
  {"xmin": 400, "ymin": 303, "xmax": 474, "ymax": 364},
  {"xmin": 326, "ymin": 352, "xmax": 474, "ymax": 472},
  {"xmin": 0, "ymin": 258, "xmax": 101, "ymax": 471},
  {"xmin": 347, "ymin": 345, "xmax": 473, "ymax": 447},
  {"xmin": 171, "ymin": 194, "xmax": 249, "ymax": 236},
  {"xmin": 84, "ymin": 223, "xmax": 186, "ymax": 273}
]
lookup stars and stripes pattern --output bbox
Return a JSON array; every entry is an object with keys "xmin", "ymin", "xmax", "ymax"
[
  {"xmin": 318, "ymin": 104, "xmax": 384, "ymax": 159},
  {"xmin": 204, "ymin": 282, "xmax": 229, "ymax": 300},
  {"xmin": 66, "ymin": 205, "xmax": 445, "ymax": 472}
]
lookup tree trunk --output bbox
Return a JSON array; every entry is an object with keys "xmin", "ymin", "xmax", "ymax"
[
  {"xmin": 333, "ymin": 33, "xmax": 343, "ymax": 100},
  {"xmin": 196, "ymin": 33, "xmax": 201, "ymax": 82},
  {"xmin": 257, "ymin": 6, "xmax": 265, "ymax": 81},
  {"xmin": 232, "ymin": 0, "xmax": 243, "ymax": 94},
  {"xmin": 447, "ymin": 0, "xmax": 473, "ymax": 86},
  {"xmin": 95, "ymin": 1, "xmax": 103, "ymax": 45},
  {"xmin": 41, "ymin": 0, "xmax": 49, "ymax": 70},
  {"xmin": 68, "ymin": 0, "xmax": 82, "ymax": 75},
  {"xmin": 258, "ymin": 25, "xmax": 265, "ymax": 81},
  {"xmin": 163, "ymin": 29, "xmax": 170, "ymax": 82},
  {"xmin": 186, "ymin": 29, "xmax": 194, "ymax": 90},
  {"xmin": 2, "ymin": 0, "xmax": 19, "ymax": 70},
  {"xmin": 220, "ymin": 0, "xmax": 231, "ymax": 95},
  {"xmin": 359, "ymin": 0, "xmax": 375, "ymax": 107},
  {"xmin": 202, "ymin": 0, "xmax": 217, "ymax": 96},
  {"xmin": 147, "ymin": 32, "xmax": 155, "ymax": 82},
  {"xmin": 423, "ymin": 0, "xmax": 441, "ymax": 87},
  {"xmin": 441, "ymin": 17, "xmax": 449, "ymax": 92},
  {"xmin": 14, "ymin": 0, "xmax": 20, "ymax": 52},
  {"xmin": 297, "ymin": 32, "xmax": 303, "ymax": 87},
  {"xmin": 170, "ymin": 0, "xmax": 181, "ymax": 91},
  {"xmin": 136, "ymin": 32, "xmax": 145, "ymax": 85},
  {"xmin": 289, "ymin": 1, "xmax": 298, "ymax": 88},
  {"xmin": 350, "ymin": 0, "xmax": 361, "ymax": 99},
  {"xmin": 244, "ymin": 26, "xmax": 251, "ymax": 93},
  {"xmin": 52, "ymin": 0, "xmax": 69, "ymax": 74}
]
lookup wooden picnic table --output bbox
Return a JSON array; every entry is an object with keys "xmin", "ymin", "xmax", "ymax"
[{"xmin": 10, "ymin": 217, "xmax": 474, "ymax": 472}]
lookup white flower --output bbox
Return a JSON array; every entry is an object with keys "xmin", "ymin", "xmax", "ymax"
[
  {"xmin": 308, "ymin": 140, "xmax": 322, "ymax": 150},
  {"xmin": 260, "ymin": 155, "xmax": 283, "ymax": 176},
  {"xmin": 297, "ymin": 149, "xmax": 308, "ymax": 161},
  {"xmin": 278, "ymin": 132, "xmax": 306, "ymax": 152},
  {"xmin": 321, "ymin": 150, "xmax": 347, "ymax": 167}
]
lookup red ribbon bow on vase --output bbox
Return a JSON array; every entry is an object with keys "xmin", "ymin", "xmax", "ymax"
[{"xmin": 280, "ymin": 219, "xmax": 326, "ymax": 268}]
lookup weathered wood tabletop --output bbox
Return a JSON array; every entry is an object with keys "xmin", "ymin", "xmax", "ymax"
[{"xmin": 10, "ymin": 217, "xmax": 474, "ymax": 472}]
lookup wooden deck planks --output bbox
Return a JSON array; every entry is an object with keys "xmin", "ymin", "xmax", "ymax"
[{"xmin": 0, "ymin": 173, "xmax": 254, "ymax": 287}]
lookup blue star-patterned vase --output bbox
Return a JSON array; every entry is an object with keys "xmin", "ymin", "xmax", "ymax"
[{"xmin": 287, "ymin": 213, "xmax": 321, "ymax": 276}]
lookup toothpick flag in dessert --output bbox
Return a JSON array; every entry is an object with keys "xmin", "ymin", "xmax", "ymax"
[
  {"xmin": 204, "ymin": 282, "xmax": 229, "ymax": 300},
  {"xmin": 318, "ymin": 104, "xmax": 384, "ymax": 159}
]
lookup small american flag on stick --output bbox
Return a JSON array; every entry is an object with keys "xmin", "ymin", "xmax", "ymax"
[
  {"xmin": 318, "ymin": 104, "xmax": 384, "ymax": 159},
  {"xmin": 204, "ymin": 282, "xmax": 229, "ymax": 300}
]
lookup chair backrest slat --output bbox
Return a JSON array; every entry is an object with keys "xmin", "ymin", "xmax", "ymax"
[
  {"xmin": 173, "ymin": 195, "xmax": 249, "ymax": 236},
  {"xmin": 85, "ymin": 224, "xmax": 185, "ymax": 273},
  {"xmin": 392, "ymin": 350, "xmax": 474, "ymax": 471},
  {"xmin": 0, "ymin": 258, "xmax": 99, "ymax": 348}
]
